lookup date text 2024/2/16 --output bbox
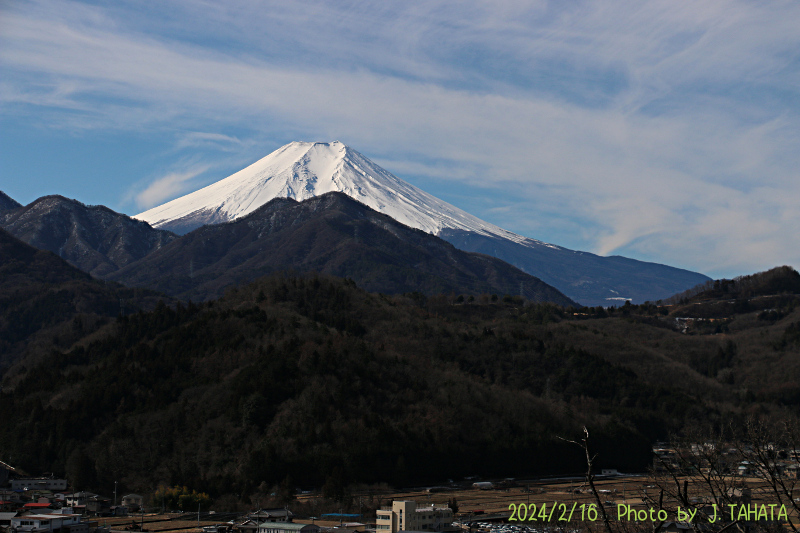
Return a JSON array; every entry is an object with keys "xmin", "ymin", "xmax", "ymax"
[
  {"xmin": 508, "ymin": 502, "xmax": 596, "ymax": 523},
  {"xmin": 508, "ymin": 502, "xmax": 790, "ymax": 523}
]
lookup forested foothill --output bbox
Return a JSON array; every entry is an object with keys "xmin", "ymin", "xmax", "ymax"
[
  {"xmin": 0, "ymin": 228, "xmax": 172, "ymax": 372},
  {"xmin": 1, "ymin": 264, "xmax": 800, "ymax": 509}
]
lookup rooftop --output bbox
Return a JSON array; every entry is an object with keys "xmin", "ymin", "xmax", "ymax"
[{"xmin": 258, "ymin": 523, "xmax": 316, "ymax": 531}]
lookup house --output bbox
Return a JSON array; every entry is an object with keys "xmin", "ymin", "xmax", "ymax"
[
  {"xmin": 737, "ymin": 462, "xmax": 751, "ymax": 476},
  {"xmin": 237, "ymin": 509, "xmax": 295, "ymax": 533},
  {"xmin": 376, "ymin": 501, "xmax": 455, "ymax": 533},
  {"xmin": 249, "ymin": 510, "xmax": 294, "ymax": 523},
  {"xmin": 0, "ymin": 511, "xmax": 20, "ymax": 528},
  {"xmin": 22, "ymin": 503, "xmax": 54, "ymax": 512},
  {"xmin": 10, "ymin": 513, "xmax": 81, "ymax": 533},
  {"xmin": 85, "ymin": 496, "xmax": 111, "ymax": 516},
  {"xmin": 121, "ymin": 495, "xmax": 143, "ymax": 512},
  {"xmin": 65, "ymin": 494, "xmax": 97, "ymax": 507},
  {"xmin": 235, "ymin": 519, "xmax": 261, "ymax": 533},
  {"xmin": 257, "ymin": 523, "xmax": 318, "ymax": 533}
]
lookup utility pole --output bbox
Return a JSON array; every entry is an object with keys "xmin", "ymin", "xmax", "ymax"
[{"xmin": 114, "ymin": 481, "xmax": 118, "ymax": 507}]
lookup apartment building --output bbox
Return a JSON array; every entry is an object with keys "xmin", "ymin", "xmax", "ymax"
[{"xmin": 376, "ymin": 501, "xmax": 454, "ymax": 533}]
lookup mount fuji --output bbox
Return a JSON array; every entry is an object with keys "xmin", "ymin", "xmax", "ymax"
[
  {"xmin": 136, "ymin": 141, "xmax": 529, "ymax": 244},
  {"xmin": 135, "ymin": 141, "xmax": 709, "ymax": 305}
]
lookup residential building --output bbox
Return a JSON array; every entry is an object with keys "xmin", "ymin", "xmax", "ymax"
[
  {"xmin": 85, "ymin": 496, "xmax": 111, "ymax": 516},
  {"xmin": 237, "ymin": 509, "xmax": 296, "ymax": 533},
  {"xmin": 257, "ymin": 522, "xmax": 319, "ymax": 533},
  {"xmin": 65, "ymin": 494, "xmax": 97, "ymax": 507},
  {"xmin": 376, "ymin": 501, "xmax": 454, "ymax": 533},
  {"xmin": 0, "ymin": 512, "xmax": 19, "ymax": 528},
  {"xmin": 22, "ymin": 504, "xmax": 53, "ymax": 512},
  {"xmin": 120, "ymin": 495, "xmax": 143, "ymax": 512},
  {"xmin": 249, "ymin": 510, "xmax": 294, "ymax": 523},
  {"xmin": 10, "ymin": 513, "xmax": 81, "ymax": 533},
  {"xmin": 235, "ymin": 519, "xmax": 260, "ymax": 533}
]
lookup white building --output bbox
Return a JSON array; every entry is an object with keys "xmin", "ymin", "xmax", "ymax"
[
  {"xmin": 10, "ymin": 513, "xmax": 81, "ymax": 533},
  {"xmin": 257, "ymin": 523, "xmax": 319, "ymax": 533},
  {"xmin": 376, "ymin": 501, "xmax": 454, "ymax": 533},
  {"xmin": 65, "ymin": 493, "xmax": 97, "ymax": 507}
]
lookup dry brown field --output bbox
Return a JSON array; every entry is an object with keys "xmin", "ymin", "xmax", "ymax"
[{"xmin": 103, "ymin": 513, "xmax": 224, "ymax": 533}]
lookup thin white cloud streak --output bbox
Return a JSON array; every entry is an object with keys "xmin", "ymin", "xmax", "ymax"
[
  {"xmin": 1, "ymin": 0, "xmax": 799, "ymax": 277},
  {"xmin": 134, "ymin": 166, "xmax": 210, "ymax": 209},
  {"xmin": 175, "ymin": 132, "xmax": 244, "ymax": 151}
]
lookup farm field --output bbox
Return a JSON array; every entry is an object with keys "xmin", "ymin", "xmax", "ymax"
[{"xmin": 103, "ymin": 513, "xmax": 228, "ymax": 533}]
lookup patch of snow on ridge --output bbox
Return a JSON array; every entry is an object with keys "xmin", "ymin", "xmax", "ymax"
[{"xmin": 135, "ymin": 141, "xmax": 556, "ymax": 249}]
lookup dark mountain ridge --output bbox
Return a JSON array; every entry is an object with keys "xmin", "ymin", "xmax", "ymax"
[
  {"xmin": 662, "ymin": 266, "xmax": 800, "ymax": 321},
  {"xmin": 668, "ymin": 265, "xmax": 800, "ymax": 304},
  {"xmin": 0, "ymin": 228, "xmax": 170, "ymax": 372},
  {"xmin": 0, "ymin": 191, "xmax": 21, "ymax": 212},
  {"xmin": 0, "ymin": 195, "xmax": 176, "ymax": 277},
  {"xmin": 109, "ymin": 192, "xmax": 576, "ymax": 305},
  {"xmin": 440, "ymin": 229, "xmax": 711, "ymax": 307}
]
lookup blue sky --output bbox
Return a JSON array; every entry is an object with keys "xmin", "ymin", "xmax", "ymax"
[{"xmin": 2, "ymin": 0, "xmax": 799, "ymax": 279}]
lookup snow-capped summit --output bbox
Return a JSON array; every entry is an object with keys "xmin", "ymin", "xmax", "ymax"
[{"xmin": 135, "ymin": 141, "xmax": 540, "ymax": 246}]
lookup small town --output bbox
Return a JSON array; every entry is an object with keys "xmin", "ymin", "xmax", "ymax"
[{"xmin": 3, "ymin": 439, "xmax": 800, "ymax": 533}]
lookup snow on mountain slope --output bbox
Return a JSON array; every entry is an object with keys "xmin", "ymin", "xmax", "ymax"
[{"xmin": 135, "ymin": 141, "xmax": 554, "ymax": 248}]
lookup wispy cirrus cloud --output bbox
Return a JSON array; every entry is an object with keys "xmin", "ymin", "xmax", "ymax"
[
  {"xmin": 175, "ymin": 132, "xmax": 244, "ymax": 151},
  {"xmin": 133, "ymin": 166, "xmax": 210, "ymax": 210},
  {"xmin": 1, "ymin": 0, "xmax": 799, "ymax": 277}
]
